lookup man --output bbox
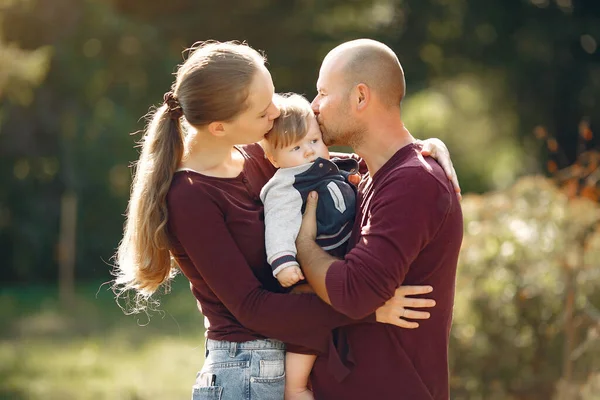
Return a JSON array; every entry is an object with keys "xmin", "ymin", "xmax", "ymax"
[{"xmin": 296, "ymin": 39, "xmax": 464, "ymax": 399}]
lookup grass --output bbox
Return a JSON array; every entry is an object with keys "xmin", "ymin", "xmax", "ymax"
[{"xmin": 0, "ymin": 276, "xmax": 206, "ymax": 399}]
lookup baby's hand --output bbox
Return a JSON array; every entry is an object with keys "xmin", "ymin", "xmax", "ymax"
[
  {"xmin": 348, "ymin": 173, "xmax": 361, "ymax": 186},
  {"xmin": 276, "ymin": 266, "xmax": 305, "ymax": 287}
]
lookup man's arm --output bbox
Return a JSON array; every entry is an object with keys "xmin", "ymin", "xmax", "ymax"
[{"xmin": 297, "ymin": 167, "xmax": 452, "ymax": 319}]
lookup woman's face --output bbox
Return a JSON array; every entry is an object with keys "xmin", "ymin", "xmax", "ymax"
[{"xmin": 225, "ymin": 65, "xmax": 280, "ymax": 145}]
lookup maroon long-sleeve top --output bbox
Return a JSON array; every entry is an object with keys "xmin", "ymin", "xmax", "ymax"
[
  {"xmin": 166, "ymin": 143, "xmax": 369, "ymax": 353},
  {"xmin": 310, "ymin": 144, "xmax": 463, "ymax": 400}
]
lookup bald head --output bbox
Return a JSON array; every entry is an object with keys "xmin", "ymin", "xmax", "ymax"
[{"xmin": 323, "ymin": 39, "xmax": 405, "ymax": 108}]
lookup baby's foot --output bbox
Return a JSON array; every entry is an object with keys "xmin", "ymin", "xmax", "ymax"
[{"xmin": 285, "ymin": 388, "xmax": 315, "ymax": 400}]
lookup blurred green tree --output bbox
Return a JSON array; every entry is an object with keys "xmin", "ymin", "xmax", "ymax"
[
  {"xmin": 453, "ymin": 176, "xmax": 600, "ymax": 399},
  {"xmin": 0, "ymin": 0, "xmax": 598, "ymax": 285},
  {"xmin": 0, "ymin": 1, "xmax": 598, "ymax": 397}
]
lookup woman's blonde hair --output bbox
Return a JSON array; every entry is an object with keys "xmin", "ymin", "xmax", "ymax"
[
  {"xmin": 113, "ymin": 41, "xmax": 265, "ymax": 313},
  {"xmin": 263, "ymin": 93, "xmax": 313, "ymax": 151}
]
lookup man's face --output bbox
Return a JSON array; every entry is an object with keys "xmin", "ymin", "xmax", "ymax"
[{"xmin": 311, "ymin": 59, "xmax": 356, "ymax": 147}]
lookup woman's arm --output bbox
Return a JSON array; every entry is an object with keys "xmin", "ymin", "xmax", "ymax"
[
  {"xmin": 171, "ymin": 181, "xmax": 435, "ymax": 352},
  {"xmin": 416, "ymin": 138, "xmax": 461, "ymax": 199},
  {"xmin": 331, "ymin": 138, "xmax": 461, "ymax": 197},
  {"xmin": 294, "ymin": 283, "xmax": 436, "ymax": 329},
  {"xmin": 169, "ymin": 184, "xmax": 364, "ymax": 352}
]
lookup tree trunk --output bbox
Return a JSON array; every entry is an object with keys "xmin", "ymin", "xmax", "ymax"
[{"xmin": 58, "ymin": 190, "xmax": 77, "ymax": 308}]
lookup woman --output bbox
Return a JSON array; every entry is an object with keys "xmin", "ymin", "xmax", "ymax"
[{"xmin": 114, "ymin": 41, "xmax": 456, "ymax": 400}]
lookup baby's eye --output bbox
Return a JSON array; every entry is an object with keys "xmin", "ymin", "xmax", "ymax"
[
  {"xmin": 310, "ymin": 139, "xmax": 319, "ymax": 144},
  {"xmin": 290, "ymin": 146, "xmax": 300, "ymax": 152}
]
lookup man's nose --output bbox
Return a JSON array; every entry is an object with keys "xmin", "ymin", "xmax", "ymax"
[{"xmin": 311, "ymin": 97, "xmax": 320, "ymax": 115}]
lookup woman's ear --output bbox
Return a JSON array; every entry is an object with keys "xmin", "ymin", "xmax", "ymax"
[{"xmin": 207, "ymin": 121, "xmax": 226, "ymax": 137}]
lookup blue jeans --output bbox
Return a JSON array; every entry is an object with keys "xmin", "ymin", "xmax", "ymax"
[{"xmin": 192, "ymin": 338, "xmax": 286, "ymax": 400}]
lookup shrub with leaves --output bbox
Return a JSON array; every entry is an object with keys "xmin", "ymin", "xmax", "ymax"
[{"xmin": 450, "ymin": 176, "xmax": 600, "ymax": 400}]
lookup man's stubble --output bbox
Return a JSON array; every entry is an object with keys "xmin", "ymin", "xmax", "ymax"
[{"xmin": 318, "ymin": 110, "xmax": 366, "ymax": 150}]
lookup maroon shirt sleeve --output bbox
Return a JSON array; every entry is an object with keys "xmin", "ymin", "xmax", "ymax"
[
  {"xmin": 325, "ymin": 166, "xmax": 453, "ymax": 319},
  {"xmin": 169, "ymin": 181, "xmax": 373, "ymax": 352}
]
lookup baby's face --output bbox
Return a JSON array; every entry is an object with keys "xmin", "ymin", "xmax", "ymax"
[{"xmin": 269, "ymin": 117, "xmax": 330, "ymax": 169}]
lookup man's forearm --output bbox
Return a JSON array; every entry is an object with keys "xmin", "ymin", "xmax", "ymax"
[{"xmin": 296, "ymin": 237, "xmax": 336, "ymax": 304}]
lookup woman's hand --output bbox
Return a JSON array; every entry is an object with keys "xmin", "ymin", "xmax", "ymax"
[
  {"xmin": 375, "ymin": 285, "xmax": 436, "ymax": 329},
  {"xmin": 418, "ymin": 138, "xmax": 461, "ymax": 200}
]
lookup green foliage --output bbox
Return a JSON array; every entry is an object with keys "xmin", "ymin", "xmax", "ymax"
[
  {"xmin": 1, "ymin": 0, "xmax": 598, "ymax": 283},
  {"xmin": 0, "ymin": 1, "xmax": 598, "ymax": 398},
  {"xmin": 403, "ymin": 73, "xmax": 525, "ymax": 192},
  {"xmin": 0, "ymin": 0, "xmax": 52, "ymax": 105},
  {"xmin": 450, "ymin": 176, "xmax": 600, "ymax": 399},
  {"xmin": 0, "ymin": 41, "xmax": 52, "ymax": 106}
]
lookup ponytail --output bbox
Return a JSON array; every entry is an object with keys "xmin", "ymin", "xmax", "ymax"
[
  {"xmin": 112, "ymin": 41, "xmax": 266, "ymax": 313},
  {"xmin": 113, "ymin": 101, "xmax": 183, "ymax": 313}
]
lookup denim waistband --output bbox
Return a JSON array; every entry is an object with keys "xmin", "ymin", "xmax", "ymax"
[{"xmin": 206, "ymin": 338, "xmax": 285, "ymax": 351}]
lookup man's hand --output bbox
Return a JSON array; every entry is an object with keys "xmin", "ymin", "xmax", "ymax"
[
  {"xmin": 276, "ymin": 266, "xmax": 305, "ymax": 287},
  {"xmin": 297, "ymin": 191, "xmax": 318, "ymax": 244},
  {"xmin": 296, "ymin": 191, "xmax": 334, "ymax": 304},
  {"xmin": 419, "ymin": 138, "xmax": 461, "ymax": 200},
  {"xmin": 375, "ymin": 286, "xmax": 436, "ymax": 329}
]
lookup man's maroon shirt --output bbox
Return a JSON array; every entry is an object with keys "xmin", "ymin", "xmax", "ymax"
[{"xmin": 311, "ymin": 144, "xmax": 463, "ymax": 400}]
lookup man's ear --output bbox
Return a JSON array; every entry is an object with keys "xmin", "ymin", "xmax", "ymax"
[
  {"xmin": 207, "ymin": 121, "xmax": 226, "ymax": 137},
  {"xmin": 355, "ymin": 83, "xmax": 370, "ymax": 112}
]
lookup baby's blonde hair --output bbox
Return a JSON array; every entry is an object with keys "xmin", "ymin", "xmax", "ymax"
[{"xmin": 263, "ymin": 93, "xmax": 313, "ymax": 152}]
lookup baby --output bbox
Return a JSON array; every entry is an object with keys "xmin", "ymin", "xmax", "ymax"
[
  {"xmin": 260, "ymin": 93, "xmax": 360, "ymax": 287},
  {"xmin": 260, "ymin": 93, "xmax": 360, "ymax": 400}
]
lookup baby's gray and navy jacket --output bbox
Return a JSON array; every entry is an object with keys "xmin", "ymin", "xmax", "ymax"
[{"xmin": 259, "ymin": 157, "xmax": 359, "ymax": 277}]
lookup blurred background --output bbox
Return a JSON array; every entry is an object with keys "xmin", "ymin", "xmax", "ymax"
[{"xmin": 1, "ymin": 0, "xmax": 599, "ymax": 399}]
